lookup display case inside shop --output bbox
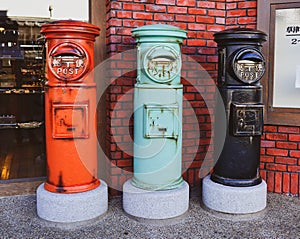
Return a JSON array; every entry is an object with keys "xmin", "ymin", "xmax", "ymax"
[{"xmin": 0, "ymin": 14, "xmax": 49, "ymax": 180}]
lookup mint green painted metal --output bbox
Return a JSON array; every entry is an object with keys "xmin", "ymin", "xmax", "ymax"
[{"xmin": 132, "ymin": 24, "xmax": 187, "ymax": 190}]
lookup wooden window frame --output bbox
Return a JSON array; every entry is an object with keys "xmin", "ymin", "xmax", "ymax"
[{"xmin": 258, "ymin": 0, "xmax": 300, "ymax": 126}]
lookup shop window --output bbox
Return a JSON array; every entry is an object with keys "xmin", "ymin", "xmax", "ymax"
[
  {"xmin": 0, "ymin": 0, "xmax": 94, "ymax": 181},
  {"xmin": 0, "ymin": 13, "xmax": 48, "ymax": 181},
  {"xmin": 0, "ymin": 0, "xmax": 104, "ymax": 181},
  {"xmin": 258, "ymin": 0, "xmax": 300, "ymax": 126}
]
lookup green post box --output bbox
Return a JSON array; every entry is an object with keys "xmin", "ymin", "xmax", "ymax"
[{"xmin": 131, "ymin": 24, "xmax": 187, "ymax": 190}]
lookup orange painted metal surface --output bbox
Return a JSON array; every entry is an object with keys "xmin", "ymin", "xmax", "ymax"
[{"xmin": 41, "ymin": 20, "xmax": 100, "ymax": 193}]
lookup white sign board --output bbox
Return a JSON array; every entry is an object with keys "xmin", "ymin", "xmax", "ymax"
[{"xmin": 273, "ymin": 8, "xmax": 300, "ymax": 108}]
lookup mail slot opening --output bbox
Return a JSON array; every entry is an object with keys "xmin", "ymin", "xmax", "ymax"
[
  {"xmin": 231, "ymin": 48, "xmax": 265, "ymax": 84},
  {"xmin": 143, "ymin": 45, "xmax": 181, "ymax": 84},
  {"xmin": 48, "ymin": 42, "xmax": 88, "ymax": 81},
  {"xmin": 53, "ymin": 54, "xmax": 81, "ymax": 59},
  {"xmin": 237, "ymin": 51, "xmax": 264, "ymax": 62},
  {"xmin": 52, "ymin": 50, "xmax": 83, "ymax": 58}
]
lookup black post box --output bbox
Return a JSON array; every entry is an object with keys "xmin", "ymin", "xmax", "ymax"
[{"xmin": 211, "ymin": 28, "xmax": 267, "ymax": 187}]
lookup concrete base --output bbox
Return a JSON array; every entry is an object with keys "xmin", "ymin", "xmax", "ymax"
[
  {"xmin": 37, "ymin": 180, "xmax": 108, "ymax": 223},
  {"xmin": 202, "ymin": 175, "xmax": 267, "ymax": 214},
  {"xmin": 123, "ymin": 179, "xmax": 189, "ymax": 220}
]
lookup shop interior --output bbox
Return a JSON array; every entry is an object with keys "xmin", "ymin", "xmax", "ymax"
[{"xmin": 0, "ymin": 11, "xmax": 49, "ymax": 181}]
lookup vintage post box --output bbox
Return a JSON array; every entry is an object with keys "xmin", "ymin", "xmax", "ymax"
[
  {"xmin": 131, "ymin": 24, "xmax": 187, "ymax": 190},
  {"xmin": 41, "ymin": 20, "xmax": 100, "ymax": 193},
  {"xmin": 211, "ymin": 28, "xmax": 267, "ymax": 187}
]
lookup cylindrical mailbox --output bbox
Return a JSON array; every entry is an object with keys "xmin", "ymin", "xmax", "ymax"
[
  {"xmin": 41, "ymin": 20, "xmax": 100, "ymax": 193},
  {"xmin": 211, "ymin": 28, "xmax": 267, "ymax": 187},
  {"xmin": 132, "ymin": 24, "xmax": 186, "ymax": 190}
]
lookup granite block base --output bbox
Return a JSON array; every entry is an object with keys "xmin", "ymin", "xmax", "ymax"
[
  {"xmin": 123, "ymin": 179, "xmax": 189, "ymax": 220},
  {"xmin": 37, "ymin": 180, "xmax": 108, "ymax": 223},
  {"xmin": 202, "ymin": 175, "xmax": 267, "ymax": 214}
]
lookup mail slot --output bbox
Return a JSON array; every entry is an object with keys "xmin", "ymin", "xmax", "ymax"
[
  {"xmin": 41, "ymin": 20, "xmax": 100, "ymax": 193},
  {"xmin": 231, "ymin": 49, "xmax": 265, "ymax": 84},
  {"xmin": 211, "ymin": 28, "xmax": 267, "ymax": 187},
  {"xmin": 49, "ymin": 42, "xmax": 88, "ymax": 81}
]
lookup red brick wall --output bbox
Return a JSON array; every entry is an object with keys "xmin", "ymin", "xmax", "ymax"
[
  {"xmin": 102, "ymin": 0, "xmax": 300, "ymax": 197},
  {"xmin": 260, "ymin": 126, "xmax": 300, "ymax": 196},
  {"xmin": 225, "ymin": 1, "xmax": 257, "ymax": 28}
]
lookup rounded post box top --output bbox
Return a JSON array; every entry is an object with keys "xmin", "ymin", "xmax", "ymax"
[
  {"xmin": 41, "ymin": 20, "xmax": 100, "ymax": 40},
  {"xmin": 132, "ymin": 24, "xmax": 187, "ymax": 42},
  {"xmin": 214, "ymin": 28, "xmax": 267, "ymax": 43}
]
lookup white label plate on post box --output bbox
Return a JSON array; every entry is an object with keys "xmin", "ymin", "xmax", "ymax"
[{"xmin": 143, "ymin": 104, "xmax": 179, "ymax": 139}]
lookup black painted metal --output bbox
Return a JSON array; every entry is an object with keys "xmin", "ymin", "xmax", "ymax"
[{"xmin": 211, "ymin": 28, "xmax": 267, "ymax": 187}]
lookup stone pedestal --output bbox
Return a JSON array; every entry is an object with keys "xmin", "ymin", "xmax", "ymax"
[
  {"xmin": 123, "ymin": 179, "xmax": 189, "ymax": 220},
  {"xmin": 37, "ymin": 180, "xmax": 108, "ymax": 223},
  {"xmin": 202, "ymin": 175, "xmax": 267, "ymax": 214}
]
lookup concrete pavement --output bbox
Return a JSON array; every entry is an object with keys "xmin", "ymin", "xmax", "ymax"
[{"xmin": 0, "ymin": 189, "xmax": 299, "ymax": 239}]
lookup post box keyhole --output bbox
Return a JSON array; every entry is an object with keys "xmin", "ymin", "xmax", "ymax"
[
  {"xmin": 150, "ymin": 116, "xmax": 160, "ymax": 127},
  {"xmin": 238, "ymin": 118, "xmax": 244, "ymax": 128}
]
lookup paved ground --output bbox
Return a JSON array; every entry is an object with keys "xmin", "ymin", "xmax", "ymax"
[
  {"xmin": 0, "ymin": 190, "xmax": 299, "ymax": 239},
  {"xmin": 0, "ymin": 181, "xmax": 43, "ymax": 197}
]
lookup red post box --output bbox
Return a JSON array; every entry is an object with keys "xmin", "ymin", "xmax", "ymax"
[{"xmin": 41, "ymin": 20, "xmax": 100, "ymax": 193}]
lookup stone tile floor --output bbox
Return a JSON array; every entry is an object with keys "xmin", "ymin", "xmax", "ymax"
[
  {"xmin": 0, "ymin": 185, "xmax": 299, "ymax": 239},
  {"xmin": 0, "ymin": 180, "xmax": 43, "ymax": 197}
]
